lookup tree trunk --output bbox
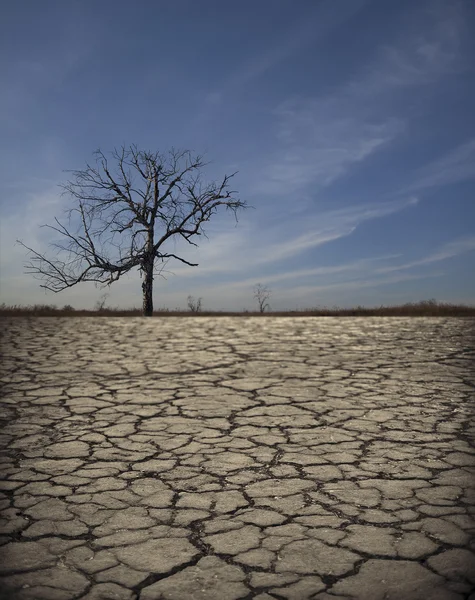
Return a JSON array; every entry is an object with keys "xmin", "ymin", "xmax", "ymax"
[{"xmin": 142, "ymin": 257, "xmax": 154, "ymax": 317}]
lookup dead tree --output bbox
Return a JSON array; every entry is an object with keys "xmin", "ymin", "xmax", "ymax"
[
  {"xmin": 253, "ymin": 283, "xmax": 271, "ymax": 313},
  {"xmin": 17, "ymin": 146, "xmax": 250, "ymax": 316},
  {"xmin": 187, "ymin": 295, "xmax": 202, "ymax": 313},
  {"xmin": 94, "ymin": 292, "xmax": 110, "ymax": 312}
]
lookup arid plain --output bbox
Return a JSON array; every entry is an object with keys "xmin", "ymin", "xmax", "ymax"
[{"xmin": 0, "ymin": 316, "xmax": 474, "ymax": 599}]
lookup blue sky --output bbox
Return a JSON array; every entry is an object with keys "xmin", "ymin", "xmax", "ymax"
[{"xmin": 1, "ymin": 0, "xmax": 474, "ymax": 311}]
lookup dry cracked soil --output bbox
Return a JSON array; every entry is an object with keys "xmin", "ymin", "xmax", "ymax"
[{"xmin": 0, "ymin": 316, "xmax": 474, "ymax": 600}]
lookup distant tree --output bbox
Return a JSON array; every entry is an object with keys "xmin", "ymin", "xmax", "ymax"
[
  {"xmin": 253, "ymin": 283, "xmax": 271, "ymax": 313},
  {"xmin": 94, "ymin": 292, "xmax": 109, "ymax": 312},
  {"xmin": 17, "ymin": 146, "xmax": 250, "ymax": 316},
  {"xmin": 187, "ymin": 295, "xmax": 202, "ymax": 313}
]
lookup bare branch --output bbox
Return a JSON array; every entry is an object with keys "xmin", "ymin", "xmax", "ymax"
[
  {"xmin": 19, "ymin": 145, "xmax": 252, "ymax": 315},
  {"xmin": 158, "ymin": 253, "xmax": 199, "ymax": 267}
]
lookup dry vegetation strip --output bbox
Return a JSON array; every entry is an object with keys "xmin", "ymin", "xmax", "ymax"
[{"xmin": 1, "ymin": 301, "xmax": 474, "ymax": 317}]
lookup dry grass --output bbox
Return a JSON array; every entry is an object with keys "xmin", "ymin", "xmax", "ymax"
[{"xmin": 1, "ymin": 300, "xmax": 474, "ymax": 317}]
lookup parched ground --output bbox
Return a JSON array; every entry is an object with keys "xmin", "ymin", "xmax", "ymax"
[{"xmin": 0, "ymin": 316, "xmax": 474, "ymax": 600}]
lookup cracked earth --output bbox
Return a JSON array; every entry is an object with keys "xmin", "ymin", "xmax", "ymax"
[{"xmin": 0, "ymin": 316, "xmax": 474, "ymax": 600}]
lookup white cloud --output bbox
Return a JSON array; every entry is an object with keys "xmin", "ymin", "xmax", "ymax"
[
  {"xmin": 163, "ymin": 196, "xmax": 419, "ymax": 282},
  {"xmin": 401, "ymin": 138, "xmax": 475, "ymax": 193},
  {"xmin": 2, "ymin": 187, "xmax": 412, "ymax": 300},
  {"xmin": 273, "ymin": 271, "xmax": 444, "ymax": 304},
  {"xmin": 373, "ymin": 236, "xmax": 475, "ymax": 274},
  {"xmin": 0, "ymin": 186, "xmax": 67, "ymax": 278},
  {"xmin": 252, "ymin": 104, "xmax": 403, "ymax": 195},
  {"xmin": 247, "ymin": 0, "xmax": 465, "ymax": 198},
  {"xmin": 2, "ymin": 189, "xmax": 468, "ymax": 309},
  {"xmin": 207, "ymin": 254, "xmax": 404, "ymax": 291},
  {"xmin": 423, "ymin": 237, "xmax": 475, "ymax": 262},
  {"xmin": 178, "ymin": 234, "xmax": 472, "ymax": 309},
  {"xmin": 254, "ymin": 196, "xmax": 415, "ymax": 265}
]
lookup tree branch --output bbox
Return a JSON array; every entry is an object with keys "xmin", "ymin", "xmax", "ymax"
[{"xmin": 19, "ymin": 145, "xmax": 251, "ymax": 311}]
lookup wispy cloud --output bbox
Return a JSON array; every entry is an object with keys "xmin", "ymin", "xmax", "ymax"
[
  {"xmin": 401, "ymin": 138, "xmax": 475, "ymax": 193},
  {"xmin": 204, "ymin": 0, "xmax": 372, "ymax": 105},
  {"xmin": 252, "ymin": 104, "xmax": 403, "ymax": 195},
  {"xmin": 254, "ymin": 197, "xmax": 418, "ymax": 264},
  {"xmin": 211, "ymin": 254, "xmax": 404, "ymax": 290},
  {"xmin": 166, "ymin": 196, "xmax": 419, "ymax": 280},
  {"xmin": 421, "ymin": 237, "xmax": 475, "ymax": 262},
  {"xmin": 0, "ymin": 186, "xmax": 67, "ymax": 277},
  {"xmin": 273, "ymin": 271, "xmax": 444, "ymax": 304},
  {"xmin": 373, "ymin": 236, "xmax": 475, "ymax": 275},
  {"xmin": 250, "ymin": 0, "xmax": 466, "ymax": 198},
  {"xmin": 178, "ymin": 234, "xmax": 472, "ymax": 306},
  {"xmin": 347, "ymin": 0, "xmax": 465, "ymax": 96}
]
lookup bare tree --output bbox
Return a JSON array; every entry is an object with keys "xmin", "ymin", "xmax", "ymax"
[
  {"xmin": 253, "ymin": 283, "xmax": 271, "ymax": 313},
  {"xmin": 187, "ymin": 295, "xmax": 202, "ymax": 313},
  {"xmin": 94, "ymin": 292, "xmax": 109, "ymax": 312},
  {"xmin": 17, "ymin": 146, "xmax": 250, "ymax": 316}
]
